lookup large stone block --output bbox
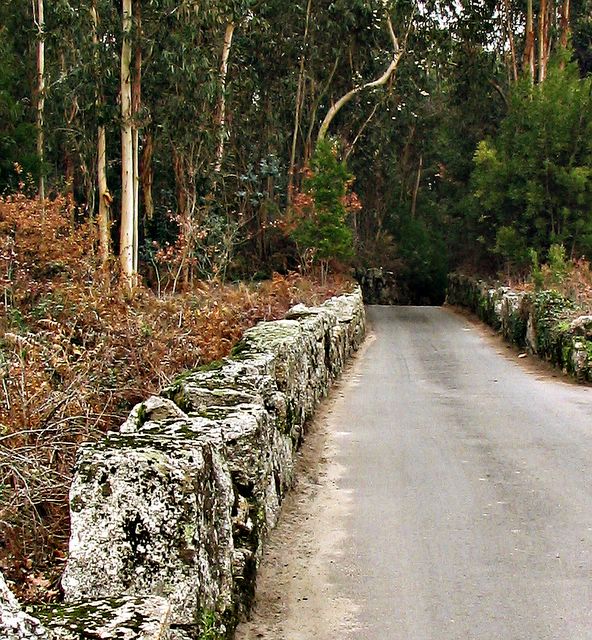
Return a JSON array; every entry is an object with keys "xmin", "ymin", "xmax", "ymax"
[
  {"xmin": 1, "ymin": 571, "xmax": 49, "ymax": 640},
  {"xmin": 37, "ymin": 597, "xmax": 172, "ymax": 640},
  {"xmin": 61, "ymin": 433, "xmax": 234, "ymax": 635}
]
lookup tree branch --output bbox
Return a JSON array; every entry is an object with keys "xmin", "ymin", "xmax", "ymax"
[{"xmin": 317, "ymin": 14, "xmax": 412, "ymax": 142}]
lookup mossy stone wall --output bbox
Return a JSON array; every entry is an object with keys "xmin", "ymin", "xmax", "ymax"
[{"xmin": 447, "ymin": 273, "xmax": 592, "ymax": 382}]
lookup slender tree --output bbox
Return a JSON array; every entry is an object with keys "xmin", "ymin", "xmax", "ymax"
[
  {"xmin": 538, "ymin": 0, "xmax": 549, "ymax": 82},
  {"xmin": 214, "ymin": 21, "xmax": 235, "ymax": 173},
  {"xmin": 91, "ymin": 0, "xmax": 112, "ymax": 272},
  {"xmin": 34, "ymin": 0, "xmax": 45, "ymax": 203},
  {"xmin": 120, "ymin": 0, "xmax": 136, "ymax": 286},
  {"xmin": 524, "ymin": 0, "xmax": 536, "ymax": 82},
  {"xmin": 287, "ymin": 0, "xmax": 313, "ymax": 203}
]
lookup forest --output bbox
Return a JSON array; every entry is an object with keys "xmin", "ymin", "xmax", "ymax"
[{"xmin": 1, "ymin": 0, "xmax": 592, "ymax": 603}]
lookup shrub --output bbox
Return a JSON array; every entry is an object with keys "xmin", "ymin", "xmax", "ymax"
[{"xmin": 289, "ymin": 140, "xmax": 357, "ymax": 282}]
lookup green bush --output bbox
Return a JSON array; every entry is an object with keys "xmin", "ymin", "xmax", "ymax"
[{"xmin": 472, "ymin": 54, "xmax": 592, "ymax": 261}]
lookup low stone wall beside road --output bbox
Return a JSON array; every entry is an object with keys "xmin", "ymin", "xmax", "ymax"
[
  {"xmin": 0, "ymin": 288, "xmax": 365, "ymax": 640},
  {"xmin": 355, "ymin": 268, "xmax": 400, "ymax": 305},
  {"xmin": 447, "ymin": 273, "xmax": 592, "ymax": 382}
]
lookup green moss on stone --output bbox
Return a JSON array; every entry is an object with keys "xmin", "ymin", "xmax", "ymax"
[
  {"xmin": 136, "ymin": 403, "xmax": 148, "ymax": 428},
  {"xmin": 198, "ymin": 360, "xmax": 225, "ymax": 373}
]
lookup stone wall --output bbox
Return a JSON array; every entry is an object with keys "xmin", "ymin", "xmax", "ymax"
[
  {"xmin": 2, "ymin": 288, "xmax": 365, "ymax": 640},
  {"xmin": 354, "ymin": 268, "xmax": 400, "ymax": 305},
  {"xmin": 447, "ymin": 273, "xmax": 592, "ymax": 382}
]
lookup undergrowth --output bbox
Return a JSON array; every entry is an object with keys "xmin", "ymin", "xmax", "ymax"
[
  {"xmin": 495, "ymin": 244, "xmax": 592, "ymax": 314},
  {"xmin": 0, "ymin": 192, "xmax": 352, "ymax": 603}
]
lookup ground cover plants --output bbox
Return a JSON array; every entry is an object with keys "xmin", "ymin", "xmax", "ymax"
[{"xmin": 0, "ymin": 192, "xmax": 351, "ymax": 604}]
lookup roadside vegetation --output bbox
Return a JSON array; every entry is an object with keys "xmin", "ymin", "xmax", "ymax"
[
  {"xmin": 0, "ymin": 191, "xmax": 350, "ymax": 603},
  {"xmin": 1, "ymin": 0, "xmax": 592, "ymax": 606}
]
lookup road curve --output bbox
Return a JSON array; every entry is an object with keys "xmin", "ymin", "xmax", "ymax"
[
  {"xmin": 335, "ymin": 306, "xmax": 592, "ymax": 639},
  {"xmin": 236, "ymin": 305, "xmax": 592, "ymax": 640}
]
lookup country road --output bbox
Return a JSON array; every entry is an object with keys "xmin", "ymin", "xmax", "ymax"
[{"xmin": 236, "ymin": 305, "xmax": 592, "ymax": 640}]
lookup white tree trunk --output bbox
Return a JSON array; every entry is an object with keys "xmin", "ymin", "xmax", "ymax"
[
  {"xmin": 214, "ymin": 22, "xmax": 235, "ymax": 174},
  {"xmin": 132, "ymin": 0, "xmax": 142, "ymax": 276},
  {"xmin": 35, "ymin": 0, "xmax": 45, "ymax": 202},
  {"xmin": 120, "ymin": 0, "xmax": 136, "ymax": 287},
  {"xmin": 538, "ymin": 0, "xmax": 548, "ymax": 83},
  {"xmin": 97, "ymin": 125, "xmax": 112, "ymax": 270},
  {"xmin": 91, "ymin": 1, "xmax": 112, "ymax": 272}
]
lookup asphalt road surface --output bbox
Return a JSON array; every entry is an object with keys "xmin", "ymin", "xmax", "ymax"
[
  {"xmin": 334, "ymin": 305, "xmax": 592, "ymax": 639},
  {"xmin": 236, "ymin": 305, "xmax": 592, "ymax": 640}
]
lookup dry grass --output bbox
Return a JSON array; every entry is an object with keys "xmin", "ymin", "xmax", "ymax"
[
  {"xmin": 0, "ymin": 192, "xmax": 352, "ymax": 602},
  {"xmin": 509, "ymin": 257, "xmax": 592, "ymax": 313}
]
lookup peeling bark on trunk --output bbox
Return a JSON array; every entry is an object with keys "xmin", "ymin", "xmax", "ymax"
[
  {"xmin": 172, "ymin": 148, "xmax": 193, "ymax": 292},
  {"xmin": 120, "ymin": 0, "xmax": 136, "ymax": 287},
  {"xmin": 214, "ymin": 22, "xmax": 235, "ymax": 174},
  {"xmin": 523, "ymin": 0, "xmax": 536, "ymax": 83},
  {"xmin": 91, "ymin": 1, "xmax": 112, "ymax": 273},
  {"xmin": 140, "ymin": 129, "xmax": 154, "ymax": 224},
  {"xmin": 97, "ymin": 125, "xmax": 112, "ymax": 271}
]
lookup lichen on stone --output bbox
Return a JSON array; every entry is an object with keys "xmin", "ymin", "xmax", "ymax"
[{"xmin": 59, "ymin": 287, "xmax": 366, "ymax": 639}]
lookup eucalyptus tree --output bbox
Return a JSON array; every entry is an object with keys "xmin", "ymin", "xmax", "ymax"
[
  {"xmin": 0, "ymin": 2, "xmax": 37, "ymax": 189},
  {"xmin": 34, "ymin": 0, "xmax": 45, "ymax": 202},
  {"xmin": 120, "ymin": 0, "xmax": 136, "ymax": 286}
]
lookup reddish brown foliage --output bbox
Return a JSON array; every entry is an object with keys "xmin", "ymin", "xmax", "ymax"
[{"xmin": 0, "ymin": 194, "xmax": 352, "ymax": 602}]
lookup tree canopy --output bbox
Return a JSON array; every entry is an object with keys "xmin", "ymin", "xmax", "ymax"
[{"xmin": 0, "ymin": 0, "xmax": 591, "ymax": 299}]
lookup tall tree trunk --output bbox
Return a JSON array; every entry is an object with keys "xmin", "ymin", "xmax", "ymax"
[
  {"xmin": 305, "ymin": 57, "xmax": 339, "ymax": 163},
  {"xmin": 538, "ymin": 0, "xmax": 548, "ymax": 82},
  {"xmin": 132, "ymin": 0, "xmax": 142, "ymax": 277},
  {"xmin": 523, "ymin": 0, "xmax": 536, "ymax": 83},
  {"xmin": 120, "ymin": 0, "xmax": 136, "ymax": 287},
  {"xmin": 172, "ymin": 148, "xmax": 191, "ymax": 292},
  {"xmin": 288, "ymin": 0, "xmax": 312, "ymax": 204},
  {"xmin": 35, "ymin": 0, "xmax": 45, "ymax": 203},
  {"xmin": 214, "ymin": 22, "xmax": 235, "ymax": 174},
  {"xmin": 91, "ymin": 1, "xmax": 112, "ymax": 273},
  {"xmin": 559, "ymin": 0, "xmax": 570, "ymax": 48},
  {"xmin": 97, "ymin": 125, "xmax": 112, "ymax": 271},
  {"xmin": 410, "ymin": 154, "xmax": 423, "ymax": 219},
  {"xmin": 502, "ymin": 0, "xmax": 518, "ymax": 82},
  {"xmin": 559, "ymin": 0, "xmax": 570, "ymax": 69},
  {"xmin": 317, "ymin": 16, "xmax": 407, "ymax": 142}
]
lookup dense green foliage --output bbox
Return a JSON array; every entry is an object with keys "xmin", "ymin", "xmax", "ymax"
[
  {"xmin": 1, "ymin": 0, "xmax": 592, "ymax": 299},
  {"xmin": 291, "ymin": 140, "xmax": 355, "ymax": 277},
  {"xmin": 473, "ymin": 57, "xmax": 592, "ymax": 269}
]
